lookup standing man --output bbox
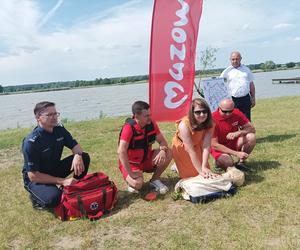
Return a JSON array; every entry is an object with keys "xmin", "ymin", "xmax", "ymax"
[
  {"xmin": 22, "ymin": 101, "xmax": 90, "ymax": 210},
  {"xmin": 221, "ymin": 51, "xmax": 255, "ymax": 120},
  {"xmin": 118, "ymin": 101, "xmax": 172, "ymax": 194},
  {"xmin": 211, "ymin": 99, "xmax": 256, "ymax": 171}
]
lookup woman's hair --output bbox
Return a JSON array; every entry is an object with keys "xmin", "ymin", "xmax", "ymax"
[{"xmin": 188, "ymin": 98, "xmax": 213, "ymax": 131}]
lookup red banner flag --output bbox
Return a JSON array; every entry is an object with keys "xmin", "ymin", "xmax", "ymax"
[{"xmin": 149, "ymin": 0, "xmax": 203, "ymax": 121}]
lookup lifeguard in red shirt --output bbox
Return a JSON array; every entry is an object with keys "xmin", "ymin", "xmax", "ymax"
[
  {"xmin": 211, "ymin": 99, "xmax": 256, "ymax": 171},
  {"xmin": 118, "ymin": 101, "xmax": 172, "ymax": 194}
]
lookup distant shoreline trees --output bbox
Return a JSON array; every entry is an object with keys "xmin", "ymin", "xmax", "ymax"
[
  {"xmin": 1, "ymin": 61, "xmax": 299, "ymax": 94},
  {"xmin": 1, "ymin": 74, "xmax": 149, "ymax": 94}
]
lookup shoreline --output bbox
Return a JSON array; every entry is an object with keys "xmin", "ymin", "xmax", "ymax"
[
  {"xmin": 0, "ymin": 95, "xmax": 299, "ymax": 132},
  {"xmin": 0, "ymin": 80, "xmax": 146, "ymax": 96},
  {"xmin": 1, "ymin": 67, "xmax": 299, "ymax": 96}
]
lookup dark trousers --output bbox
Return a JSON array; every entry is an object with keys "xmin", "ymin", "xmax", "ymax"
[
  {"xmin": 232, "ymin": 94, "xmax": 252, "ymax": 121},
  {"xmin": 25, "ymin": 152, "xmax": 90, "ymax": 208}
]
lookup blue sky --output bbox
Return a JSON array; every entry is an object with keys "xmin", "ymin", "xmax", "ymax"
[{"xmin": 0, "ymin": 0, "xmax": 299, "ymax": 86}]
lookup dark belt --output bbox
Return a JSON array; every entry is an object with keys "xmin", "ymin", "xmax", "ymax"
[{"xmin": 232, "ymin": 94, "xmax": 250, "ymax": 99}]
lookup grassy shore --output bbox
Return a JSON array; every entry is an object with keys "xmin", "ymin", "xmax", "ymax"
[
  {"xmin": 0, "ymin": 96, "xmax": 299, "ymax": 249},
  {"xmin": 2, "ymin": 67, "xmax": 300, "ymax": 96}
]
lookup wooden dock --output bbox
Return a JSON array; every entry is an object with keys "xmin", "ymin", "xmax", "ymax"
[{"xmin": 272, "ymin": 77, "xmax": 300, "ymax": 84}]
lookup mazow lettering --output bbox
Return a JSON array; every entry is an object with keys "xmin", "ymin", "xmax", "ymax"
[
  {"xmin": 149, "ymin": 0, "xmax": 203, "ymax": 121},
  {"xmin": 165, "ymin": 0, "xmax": 189, "ymax": 109}
]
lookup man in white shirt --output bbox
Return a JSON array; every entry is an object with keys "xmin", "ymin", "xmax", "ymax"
[{"xmin": 221, "ymin": 51, "xmax": 256, "ymax": 120}]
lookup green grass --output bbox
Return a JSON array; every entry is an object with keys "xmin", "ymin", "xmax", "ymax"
[{"xmin": 0, "ymin": 96, "xmax": 299, "ymax": 249}]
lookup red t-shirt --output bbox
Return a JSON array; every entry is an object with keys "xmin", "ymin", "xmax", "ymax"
[
  {"xmin": 212, "ymin": 108, "xmax": 249, "ymax": 149},
  {"xmin": 120, "ymin": 120, "xmax": 161, "ymax": 151}
]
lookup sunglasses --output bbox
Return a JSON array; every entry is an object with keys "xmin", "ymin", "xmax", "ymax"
[
  {"xmin": 220, "ymin": 108, "xmax": 233, "ymax": 114},
  {"xmin": 194, "ymin": 109, "xmax": 208, "ymax": 115}
]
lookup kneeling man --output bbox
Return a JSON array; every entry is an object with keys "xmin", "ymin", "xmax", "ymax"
[
  {"xmin": 118, "ymin": 101, "xmax": 172, "ymax": 194},
  {"xmin": 22, "ymin": 101, "xmax": 90, "ymax": 209},
  {"xmin": 211, "ymin": 99, "xmax": 256, "ymax": 171}
]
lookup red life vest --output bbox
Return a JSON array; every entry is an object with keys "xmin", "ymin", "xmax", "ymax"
[{"xmin": 119, "ymin": 118, "xmax": 156, "ymax": 164}]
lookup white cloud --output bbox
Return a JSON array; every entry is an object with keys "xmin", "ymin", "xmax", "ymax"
[
  {"xmin": 273, "ymin": 23, "xmax": 294, "ymax": 29},
  {"xmin": 197, "ymin": 1, "xmax": 271, "ymax": 48},
  {"xmin": 0, "ymin": 0, "xmax": 40, "ymax": 55},
  {"xmin": 0, "ymin": 0, "xmax": 300, "ymax": 85},
  {"xmin": 196, "ymin": 0, "xmax": 300, "ymax": 67},
  {"xmin": 242, "ymin": 24, "xmax": 250, "ymax": 30},
  {"xmin": 0, "ymin": 0, "xmax": 152, "ymax": 85}
]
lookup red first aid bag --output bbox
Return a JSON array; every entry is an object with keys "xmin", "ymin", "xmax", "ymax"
[{"xmin": 54, "ymin": 172, "xmax": 118, "ymax": 221}]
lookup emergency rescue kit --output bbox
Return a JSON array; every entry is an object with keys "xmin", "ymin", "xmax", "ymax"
[{"xmin": 54, "ymin": 172, "xmax": 118, "ymax": 221}]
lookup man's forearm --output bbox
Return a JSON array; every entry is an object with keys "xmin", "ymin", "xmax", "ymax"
[
  {"xmin": 250, "ymin": 81, "xmax": 255, "ymax": 98},
  {"xmin": 156, "ymin": 133, "xmax": 169, "ymax": 149},
  {"xmin": 212, "ymin": 142, "xmax": 239, "ymax": 157},
  {"xmin": 118, "ymin": 151, "xmax": 133, "ymax": 176},
  {"xmin": 28, "ymin": 171, "xmax": 65, "ymax": 185},
  {"xmin": 240, "ymin": 124, "xmax": 256, "ymax": 135},
  {"xmin": 72, "ymin": 144, "xmax": 83, "ymax": 155}
]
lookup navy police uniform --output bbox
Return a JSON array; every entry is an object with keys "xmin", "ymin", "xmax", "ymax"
[{"xmin": 22, "ymin": 125, "xmax": 90, "ymax": 208}]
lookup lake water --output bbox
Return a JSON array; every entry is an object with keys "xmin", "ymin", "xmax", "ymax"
[{"xmin": 1, "ymin": 69, "xmax": 300, "ymax": 130}]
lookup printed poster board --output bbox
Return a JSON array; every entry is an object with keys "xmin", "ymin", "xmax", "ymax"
[{"xmin": 202, "ymin": 77, "xmax": 231, "ymax": 112}]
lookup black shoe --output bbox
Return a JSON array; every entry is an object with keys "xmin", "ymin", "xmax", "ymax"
[
  {"xmin": 235, "ymin": 162, "xmax": 253, "ymax": 173},
  {"xmin": 29, "ymin": 195, "xmax": 45, "ymax": 210}
]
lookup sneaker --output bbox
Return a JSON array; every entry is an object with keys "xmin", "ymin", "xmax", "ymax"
[
  {"xmin": 127, "ymin": 186, "xmax": 139, "ymax": 194},
  {"xmin": 235, "ymin": 162, "xmax": 253, "ymax": 173},
  {"xmin": 170, "ymin": 163, "xmax": 178, "ymax": 173},
  {"xmin": 149, "ymin": 180, "xmax": 169, "ymax": 195}
]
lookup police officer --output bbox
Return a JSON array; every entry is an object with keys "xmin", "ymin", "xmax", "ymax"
[{"xmin": 22, "ymin": 101, "xmax": 90, "ymax": 209}]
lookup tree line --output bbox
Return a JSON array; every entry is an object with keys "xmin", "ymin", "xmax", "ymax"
[
  {"xmin": 0, "ymin": 61, "xmax": 299, "ymax": 94},
  {"xmin": 0, "ymin": 74, "xmax": 149, "ymax": 94}
]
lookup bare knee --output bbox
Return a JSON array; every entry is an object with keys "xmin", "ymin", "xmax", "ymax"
[
  {"xmin": 246, "ymin": 133, "xmax": 256, "ymax": 146},
  {"xmin": 156, "ymin": 148, "xmax": 172, "ymax": 168},
  {"xmin": 216, "ymin": 154, "xmax": 234, "ymax": 169},
  {"xmin": 126, "ymin": 176, "xmax": 143, "ymax": 190}
]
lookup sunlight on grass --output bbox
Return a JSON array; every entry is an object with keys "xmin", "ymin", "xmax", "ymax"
[{"xmin": 0, "ymin": 96, "xmax": 299, "ymax": 249}]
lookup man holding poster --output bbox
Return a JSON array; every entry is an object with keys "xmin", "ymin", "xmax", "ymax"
[{"xmin": 221, "ymin": 51, "xmax": 256, "ymax": 121}]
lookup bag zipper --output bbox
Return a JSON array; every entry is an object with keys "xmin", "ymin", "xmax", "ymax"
[{"xmin": 64, "ymin": 182, "xmax": 113, "ymax": 197}]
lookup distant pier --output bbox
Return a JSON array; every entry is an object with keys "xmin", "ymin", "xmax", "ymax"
[{"xmin": 272, "ymin": 77, "xmax": 300, "ymax": 84}]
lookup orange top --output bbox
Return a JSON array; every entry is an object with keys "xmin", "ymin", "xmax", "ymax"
[{"xmin": 172, "ymin": 116, "xmax": 214, "ymax": 178}]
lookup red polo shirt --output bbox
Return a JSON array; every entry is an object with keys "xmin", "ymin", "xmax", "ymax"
[{"xmin": 212, "ymin": 108, "xmax": 249, "ymax": 150}]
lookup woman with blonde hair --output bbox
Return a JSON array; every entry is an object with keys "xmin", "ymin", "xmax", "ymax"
[{"xmin": 172, "ymin": 98, "xmax": 217, "ymax": 179}]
